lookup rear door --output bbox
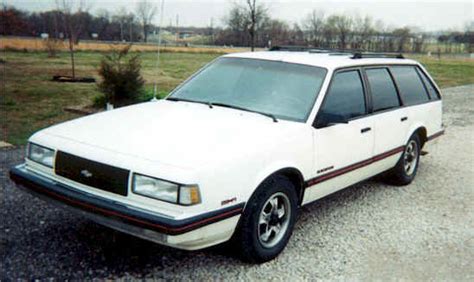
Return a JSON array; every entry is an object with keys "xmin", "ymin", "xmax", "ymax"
[
  {"xmin": 390, "ymin": 65, "xmax": 442, "ymax": 142},
  {"xmin": 363, "ymin": 67, "xmax": 406, "ymax": 170}
]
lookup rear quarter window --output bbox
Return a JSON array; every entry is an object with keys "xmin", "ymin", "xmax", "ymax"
[
  {"xmin": 390, "ymin": 66, "xmax": 430, "ymax": 106},
  {"xmin": 416, "ymin": 68, "xmax": 440, "ymax": 100}
]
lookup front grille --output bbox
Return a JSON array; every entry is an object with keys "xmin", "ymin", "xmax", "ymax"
[{"xmin": 55, "ymin": 151, "xmax": 129, "ymax": 196}]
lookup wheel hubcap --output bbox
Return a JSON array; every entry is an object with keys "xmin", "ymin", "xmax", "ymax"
[
  {"xmin": 404, "ymin": 140, "xmax": 418, "ymax": 176},
  {"xmin": 258, "ymin": 192, "xmax": 291, "ymax": 248}
]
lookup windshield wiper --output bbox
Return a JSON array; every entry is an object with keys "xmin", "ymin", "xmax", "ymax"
[
  {"xmin": 167, "ymin": 97, "xmax": 213, "ymax": 108},
  {"xmin": 211, "ymin": 102, "xmax": 278, "ymax": 123},
  {"xmin": 167, "ymin": 98, "xmax": 278, "ymax": 122}
]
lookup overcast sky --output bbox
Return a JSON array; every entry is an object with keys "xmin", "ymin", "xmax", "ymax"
[{"xmin": 5, "ymin": 0, "xmax": 473, "ymax": 31}]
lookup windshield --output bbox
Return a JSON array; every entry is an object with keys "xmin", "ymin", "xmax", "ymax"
[{"xmin": 168, "ymin": 58, "xmax": 327, "ymax": 122}]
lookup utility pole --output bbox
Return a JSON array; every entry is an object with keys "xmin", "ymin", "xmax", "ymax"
[
  {"xmin": 129, "ymin": 14, "xmax": 133, "ymax": 42},
  {"xmin": 120, "ymin": 20, "xmax": 124, "ymax": 41},
  {"xmin": 176, "ymin": 14, "xmax": 179, "ymax": 45},
  {"xmin": 210, "ymin": 17, "xmax": 214, "ymax": 44}
]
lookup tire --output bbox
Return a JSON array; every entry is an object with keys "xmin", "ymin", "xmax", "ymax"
[
  {"xmin": 389, "ymin": 133, "xmax": 421, "ymax": 186},
  {"xmin": 234, "ymin": 175, "xmax": 298, "ymax": 263}
]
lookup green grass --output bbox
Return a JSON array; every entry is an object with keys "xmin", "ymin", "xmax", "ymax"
[
  {"xmin": 414, "ymin": 56, "xmax": 474, "ymax": 88},
  {"xmin": 1, "ymin": 51, "xmax": 219, "ymax": 145},
  {"xmin": 1, "ymin": 50, "xmax": 473, "ymax": 145}
]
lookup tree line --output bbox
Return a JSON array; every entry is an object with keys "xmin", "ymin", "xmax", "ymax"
[
  {"xmin": 1, "ymin": 1, "xmax": 472, "ymax": 53},
  {"xmin": 216, "ymin": 2, "xmax": 473, "ymax": 53},
  {"xmin": 1, "ymin": 1, "xmax": 157, "ymax": 43}
]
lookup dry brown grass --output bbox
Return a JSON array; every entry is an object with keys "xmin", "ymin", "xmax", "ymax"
[{"xmin": 1, "ymin": 36, "xmax": 246, "ymax": 54}]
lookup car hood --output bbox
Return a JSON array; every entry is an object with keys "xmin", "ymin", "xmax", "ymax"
[{"xmin": 35, "ymin": 100, "xmax": 304, "ymax": 169}]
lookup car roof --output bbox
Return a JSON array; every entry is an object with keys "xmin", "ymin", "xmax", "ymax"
[{"xmin": 224, "ymin": 51, "xmax": 420, "ymax": 70}]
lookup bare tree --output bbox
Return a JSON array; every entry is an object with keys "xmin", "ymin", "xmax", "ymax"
[
  {"xmin": 303, "ymin": 10, "xmax": 325, "ymax": 47},
  {"xmin": 223, "ymin": 3, "xmax": 267, "ymax": 49},
  {"xmin": 261, "ymin": 19, "xmax": 290, "ymax": 47},
  {"xmin": 332, "ymin": 15, "xmax": 352, "ymax": 49},
  {"xmin": 136, "ymin": 0, "xmax": 157, "ymax": 43},
  {"xmin": 221, "ymin": 6, "xmax": 247, "ymax": 46},
  {"xmin": 322, "ymin": 16, "xmax": 337, "ymax": 48},
  {"xmin": 114, "ymin": 7, "xmax": 128, "ymax": 41},
  {"xmin": 127, "ymin": 12, "xmax": 135, "ymax": 42},
  {"xmin": 465, "ymin": 21, "xmax": 474, "ymax": 53},
  {"xmin": 246, "ymin": 0, "xmax": 257, "ymax": 51},
  {"xmin": 353, "ymin": 15, "xmax": 374, "ymax": 50},
  {"xmin": 43, "ymin": 37, "xmax": 63, "ymax": 58},
  {"xmin": 56, "ymin": 0, "xmax": 88, "ymax": 79},
  {"xmin": 94, "ymin": 9, "xmax": 110, "ymax": 40},
  {"xmin": 393, "ymin": 27, "xmax": 411, "ymax": 52},
  {"xmin": 242, "ymin": 0, "xmax": 267, "ymax": 51}
]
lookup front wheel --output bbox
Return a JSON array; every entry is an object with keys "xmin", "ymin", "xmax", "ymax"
[
  {"xmin": 234, "ymin": 175, "xmax": 298, "ymax": 263},
  {"xmin": 389, "ymin": 134, "xmax": 421, "ymax": 185}
]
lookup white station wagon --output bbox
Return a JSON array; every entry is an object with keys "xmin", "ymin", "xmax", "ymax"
[{"xmin": 11, "ymin": 48, "xmax": 444, "ymax": 263}]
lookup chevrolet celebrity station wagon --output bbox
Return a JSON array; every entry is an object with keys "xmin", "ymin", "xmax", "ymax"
[{"xmin": 11, "ymin": 47, "xmax": 444, "ymax": 263}]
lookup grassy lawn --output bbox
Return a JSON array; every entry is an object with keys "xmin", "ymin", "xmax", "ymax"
[
  {"xmin": 1, "ymin": 50, "xmax": 473, "ymax": 145},
  {"xmin": 413, "ymin": 56, "xmax": 474, "ymax": 88},
  {"xmin": 1, "ymin": 51, "xmax": 219, "ymax": 145}
]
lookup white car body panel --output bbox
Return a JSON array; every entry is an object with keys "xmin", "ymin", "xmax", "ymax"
[{"xmin": 13, "ymin": 51, "xmax": 444, "ymax": 250}]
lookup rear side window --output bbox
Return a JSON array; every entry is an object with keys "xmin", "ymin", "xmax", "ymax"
[
  {"xmin": 319, "ymin": 70, "xmax": 366, "ymax": 122},
  {"xmin": 366, "ymin": 68, "xmax": 400, "ymax": 112},
  {"xmin": 416, "ymin": 68, "xmax": 440, "ymax": 100},
  {"xmin": 390, "ymin": 66, "xmax": 430, "ymax": 105}
]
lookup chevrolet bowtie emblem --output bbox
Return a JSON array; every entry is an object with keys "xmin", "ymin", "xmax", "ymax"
[{"xmin": 80, "ymin": 169, "xmax": 93, "ymax": 178}]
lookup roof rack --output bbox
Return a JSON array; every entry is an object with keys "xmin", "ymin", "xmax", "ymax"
[
  {"xmin": 351, "ymin": 52, "xmax": 404, "ymax": 59},
  {"xmin": 269, "ymin": 46, "xmax": 405, "ymax": 59},
  {"xmin": 269, "ymin": 46, "xmax": 359, "ymax": 53},
  {"xmin": 311, "ymin": 47, "xmax": 364, "ymax": 54},
  {"xmin": 269, "ymin": 46, "xmax": 314, "ymax": 52}
]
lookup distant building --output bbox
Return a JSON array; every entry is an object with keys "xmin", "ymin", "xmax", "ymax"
[{"xmin": 178, "ymin": 31, "xmax": 194, "ymax": 39}]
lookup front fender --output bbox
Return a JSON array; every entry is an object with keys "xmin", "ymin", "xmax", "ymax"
[{"xmin": 252, "ymin": 162, "xmax": 304, "ymax": 193}]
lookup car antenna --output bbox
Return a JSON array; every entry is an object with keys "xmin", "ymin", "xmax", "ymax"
[{"xmin": 151, "ymin": 0, "xmax": 166, "ymax": 102}]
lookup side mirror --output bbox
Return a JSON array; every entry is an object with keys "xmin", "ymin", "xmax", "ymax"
[{"xmin": 314, "ymin": 112, "xmax": 348, "ymax": 128}]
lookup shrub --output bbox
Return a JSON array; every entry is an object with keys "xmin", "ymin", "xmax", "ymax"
[
  {"xmin": 97, "ymin": 45, "xmax": 145, "ymax": 106},
  {"xmin": 141, "ymin": 88, "xmax": 169, "ymax": 102},
  {"xmin": 43, "ymin": 38, "xmax": 63, "ymax": 58},
  {"xmin": 92, "ymin": 94, "xmax": 107, "ymax": 108}
]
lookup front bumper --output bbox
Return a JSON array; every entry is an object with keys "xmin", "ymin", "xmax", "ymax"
[{"xmin": 9, "ymin": 164, "xmax": 244, "ymax": 250}]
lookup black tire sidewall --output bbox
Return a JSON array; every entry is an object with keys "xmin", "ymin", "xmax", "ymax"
[
  {"xmin": 236, "ymin": 175, "xmax": 298, "ymax": 263},
  {"xmin": 393, "ymin": 134, "xmax": 421, "ymax": 185}
]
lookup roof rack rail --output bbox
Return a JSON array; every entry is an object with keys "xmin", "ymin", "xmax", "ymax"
[
  {"xmin": 351, "ymin": 53, "xmax": 404, "ymax": 59},
  {"xmin": 269, "ymin": 46, "xmax": 405, "ymax": 59},
  {"xmin": 269, "ymin": 46, "xmax": 361, "ymax": 54},
  {"xmin": 310, "ymin": 48, "xmax": 363, "ymax": 54},
  {"xmin": 269, "ymin": 46, "xmax": 314, "ymax": 52}
]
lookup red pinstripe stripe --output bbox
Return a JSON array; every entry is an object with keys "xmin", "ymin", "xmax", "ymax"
[
  {"xmin": 20, "ymin": 179, "xmax": 243, "ymax": 234},
  {"xmin": 427, "ymin": 130, "xmax": 445, "ymax": 141},
  {"xmin": 306, "ymin": 146, "xmax": 405, "ymax": 188}
]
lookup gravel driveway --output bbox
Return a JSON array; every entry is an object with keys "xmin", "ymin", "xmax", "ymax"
[{"xmin": 1, "ymin": 85, "xmax": 473, "ymax": 280}]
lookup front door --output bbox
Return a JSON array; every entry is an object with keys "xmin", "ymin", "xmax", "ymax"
[{"xmin": 303, "ymin": 69, "xmax": 375, "ymax": 204}]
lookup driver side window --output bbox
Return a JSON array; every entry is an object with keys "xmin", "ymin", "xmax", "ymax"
[{"xmin": 317, "ymin": 70, "xmax": 366, "ymax": 126}]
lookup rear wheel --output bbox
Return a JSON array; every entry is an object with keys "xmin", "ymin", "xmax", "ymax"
[
  {"xmin": 235, "ymin": 175, "xmax": 297, "ymax": 263},
  {"xmin": 389, "ymin": 134, "xmax": 421, "ymax": 185}
]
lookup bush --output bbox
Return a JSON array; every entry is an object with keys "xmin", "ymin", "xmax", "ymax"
[
  {"xmin": 141, "ymin": 87, "xmax": 169, "ymax": 102},
  {"xmin": 97, "ymin": 45, "xmax": 145, "ymax": 106},
  {"xmin": 92, "ymin": 94, "xmax": 107, "ymax": 108},
  {"xmin": 43, "ymin": 38, "xmax": 63, "ymax": 58}
]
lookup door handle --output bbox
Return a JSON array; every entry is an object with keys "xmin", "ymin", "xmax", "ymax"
[
  {"xmin": 401, "ymin": 116, "xmax": 408, "ymax": 122},
  {"xmin": 361, "ymin": 127, "xmax": 371, "ymax": 133}
]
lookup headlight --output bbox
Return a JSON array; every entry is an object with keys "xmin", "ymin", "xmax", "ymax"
[
  {"xmin": 132, "ymin": 174, "xmax": 201, "ymax": 205},
  {"xmin": 28, "ymin": 143, "xmax": 55, "ymax": 168}
]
